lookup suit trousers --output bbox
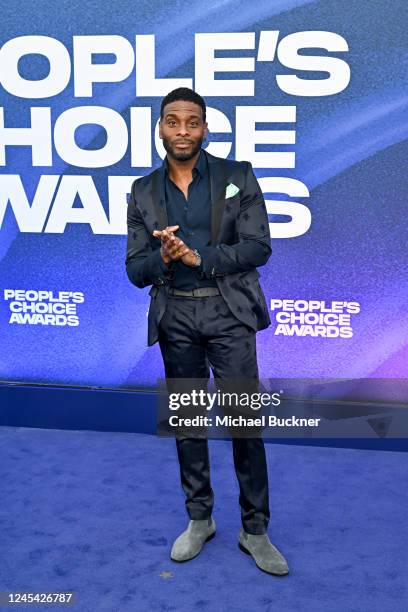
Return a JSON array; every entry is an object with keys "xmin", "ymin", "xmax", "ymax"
[{"xmin": 158, "ymin": 293, "xmax": 270, "ymax": 535}]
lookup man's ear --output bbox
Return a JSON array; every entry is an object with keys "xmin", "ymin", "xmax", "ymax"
[
  {"xmin": 203, "ymin": 123, "xmax": 209, "ymax": 139},
  {"xmin": 158, "ymin": 119, "xmax": 163, "ymax": 139}
]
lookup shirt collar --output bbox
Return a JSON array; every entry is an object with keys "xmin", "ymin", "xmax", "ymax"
[{"xmin": 163, "ymin": 148, "xmax": 206, "ymax": 178}]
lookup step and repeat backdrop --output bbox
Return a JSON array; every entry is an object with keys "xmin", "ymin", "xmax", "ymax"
[{"xmin": 0, "ymin": 0, "xmax": 406, "ymax": 389}]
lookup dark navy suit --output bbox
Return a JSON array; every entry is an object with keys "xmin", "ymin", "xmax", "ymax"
[
  {"xmin": 126, "ymin": 149, "xmax": 272, "ymax": 535},
  {"xmin": 126, "ymin": 149, "xmax": 272, "ymax": 346}
]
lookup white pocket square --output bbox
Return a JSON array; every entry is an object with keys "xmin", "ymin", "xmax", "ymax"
[{"xmin": 225, "ymin": 183, "xmax": 240, "ymax": 199}]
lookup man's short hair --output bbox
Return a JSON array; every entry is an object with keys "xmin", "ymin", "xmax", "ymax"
[{"xmin": 160, "ymin": 87, "xmax": 206, "ymax": 123}]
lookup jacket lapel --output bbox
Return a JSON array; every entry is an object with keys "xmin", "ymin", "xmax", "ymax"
[
  {"xmin": 151, "ymin": 166, "xmax": 168, "ymax": 231},
  {"xmin": 206, "ymin": 150, "xmax": 228, "ymax": 246},
  {"xmin": 148, "ymin": 149, "xmax": 228, "ymax": 245}
]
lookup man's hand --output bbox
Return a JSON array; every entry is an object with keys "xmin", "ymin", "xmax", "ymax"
[
  {"xmin": 153, "ymin": 225, "xmax": 188, "ymax": 264},
  {"xmin": 180, "ymin": 249, "xmax": 200, "ymax": 267},
  {"xmin": 153, "ymin": 225, "xmax": 200, "ymax": 266}
]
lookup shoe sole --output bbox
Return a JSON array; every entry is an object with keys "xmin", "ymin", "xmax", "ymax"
[
  {"xmin": 238, "ymin": 542, "xmax": 289, "ymax": 576},
  {"xmin": 171, "ymin": 531, "xmax": 216, "ymax": 563}
]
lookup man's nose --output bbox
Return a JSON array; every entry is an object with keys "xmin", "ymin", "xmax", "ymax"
[{"xmin": 177, "ymin": 123, "xmax": 189, "ymax": 135}]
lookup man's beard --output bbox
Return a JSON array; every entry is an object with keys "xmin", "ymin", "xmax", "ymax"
[{"xmin": 162, "ymin": 136, "xmax": 203, "ymax": 161}]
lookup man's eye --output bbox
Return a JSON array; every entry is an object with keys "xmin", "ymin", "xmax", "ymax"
[
  {"xmin": 167, "ymin": 120, "xmax": 176, "ymax": 126},
  {"xmin": 190, "ymin": 122, "xmax": 198, "ymax": 127}
]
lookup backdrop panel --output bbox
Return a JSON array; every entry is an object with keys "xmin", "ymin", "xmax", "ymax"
[{"xmin": 0, "ymin": 0, "xmax": 406, "ymax": 389}]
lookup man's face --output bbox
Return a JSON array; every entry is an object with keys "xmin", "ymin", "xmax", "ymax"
[{"xmin": 159, "ymin": 100, "xmax": 208, "ymax": 162}]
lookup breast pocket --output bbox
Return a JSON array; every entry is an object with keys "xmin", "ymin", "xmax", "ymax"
[
  {"xmin": 225, "ymin": 193, "xmax": 241, "ymax": 210},
  {"xmin": 221, "ymin": 194, "xmax": 241, "ymax": 242}
]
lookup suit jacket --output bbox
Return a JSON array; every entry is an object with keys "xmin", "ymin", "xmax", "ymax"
[{"xmin": 126, "ymin": 149, "xmax": 272, "ymax": 346}]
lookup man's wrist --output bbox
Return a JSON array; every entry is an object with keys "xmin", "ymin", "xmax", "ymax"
[
  {"xmin": 192, "ymin": 249, "xmax": 202, "ymax": 268},
  {"xmin": 158, "ymin": 250, "xmax": 173, "ymax": 276},
  {"xmin": 160, "ymin": 246, "xmax": 171, "ymax": 265}
]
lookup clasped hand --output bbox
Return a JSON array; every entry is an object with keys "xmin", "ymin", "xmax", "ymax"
[{"xmin": 152, "ymin": 225, "xmax": 198, "ymax": 266}]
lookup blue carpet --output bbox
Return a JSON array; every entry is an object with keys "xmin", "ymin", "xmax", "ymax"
[{"xmin": 0, "ymin": 426, "xmax": 407, "ymax": 612}]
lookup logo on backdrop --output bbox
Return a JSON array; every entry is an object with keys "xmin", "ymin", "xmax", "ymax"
[
  {"xmin": 0, "ymin": 31, "xmax": 350, "ymax": 238},
  {"xmin": 270, "ymin": 299, "xmax": 360, "ymax": 338},
  {"xmin": 3, "ymin": 289, "xmax": 85, "ymax": 326}
]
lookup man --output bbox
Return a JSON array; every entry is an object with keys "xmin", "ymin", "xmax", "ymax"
[{"xmin": 125, "ymin": 87, "xmax": 289, "ymax": 576}]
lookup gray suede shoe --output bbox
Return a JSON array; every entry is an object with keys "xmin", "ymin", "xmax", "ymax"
[
  {"xmin": 171, "ymin": 518, "xmax": 216, "ymax": 562},
  {"xmin": 238, "ymin": 528, "xmax": 289, "ymax": 575}
]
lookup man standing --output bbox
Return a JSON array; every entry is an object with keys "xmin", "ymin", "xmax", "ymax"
[{"xmin": 126, "ymin": 87, "xmax": 289, "ymax": 575}]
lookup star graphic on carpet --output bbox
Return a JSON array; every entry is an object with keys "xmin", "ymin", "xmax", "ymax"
[{"xmin": 159, "ymin": 571, "xmax": 174, "ymax": 579}]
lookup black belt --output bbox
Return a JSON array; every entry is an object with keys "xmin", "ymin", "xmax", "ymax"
[{"xmin": 168, "ymin": 287, "xmax": 220, "ymax": 297}]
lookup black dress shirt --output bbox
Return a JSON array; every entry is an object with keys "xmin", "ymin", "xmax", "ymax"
[{"xmin": 162, "ymin": 148, "xmax": 218, "ymax": 290}]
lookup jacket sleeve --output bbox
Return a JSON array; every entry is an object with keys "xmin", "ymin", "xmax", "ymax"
[
  {"xmin": 197, "ymin": 161, "xmax": 271, "ymax": 278},
  {"xmin": 125, "ymin": 180, "xmax": 174, "ymax": 288}
]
